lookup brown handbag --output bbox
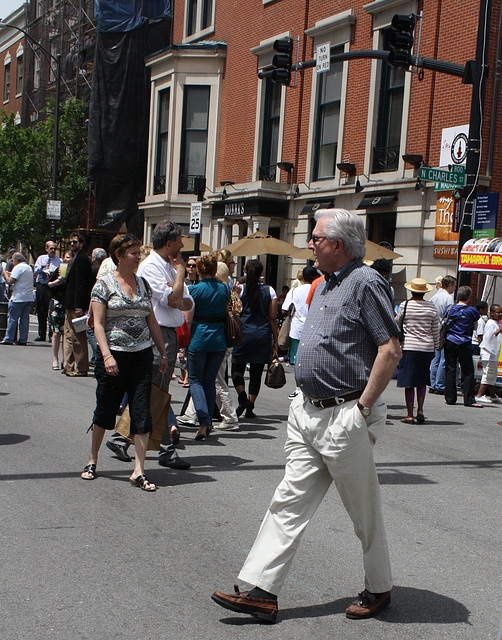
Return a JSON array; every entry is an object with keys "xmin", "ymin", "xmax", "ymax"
[{"xmin": 265, "ymin": 349, "xmax": 287, "ymax": 389}]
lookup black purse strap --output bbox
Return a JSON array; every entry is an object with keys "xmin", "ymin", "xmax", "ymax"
[{"xmin": 400, "ymin": 299, "xmax": 410, "ymax": 333}]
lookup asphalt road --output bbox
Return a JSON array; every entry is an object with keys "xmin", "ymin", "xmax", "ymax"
[{"xmin": 1, "ymin": 319, "xmax": 502, "ymax": 640}]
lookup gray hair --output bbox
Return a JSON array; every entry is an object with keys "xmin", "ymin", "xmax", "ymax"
[
  {"xmin": 92, "ymin": 247, "xmax": 107, "ymax": 263},
  {"xmin": 457, "ymin": 285, "xmax": 472, "ymax": 302},
  {"xmin": 12, "ymin": 252, "xmax": 26, "ymax": 263},
  {"xmin": 151, "ymin": 221, "xmax": 183, "ymax": 249},
  {"xmin": 314, "ymin": 208, "xmax": 366, "ymax": 260}
]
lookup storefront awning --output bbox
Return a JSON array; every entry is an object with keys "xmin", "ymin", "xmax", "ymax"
[
  {"xmin": 356, "ymin": 192, "xmax": 397, "ymax": 209},
  {"xmin": 211, "ymin": 196, "xmax": 289, "ymax": 218},
  {"xmin": 459, "ymin": 237, "xmax": 502, "ymax": 273},
  {"xmin": 300, "ymin": 199, "xmax": 334, "ymax": 215}
]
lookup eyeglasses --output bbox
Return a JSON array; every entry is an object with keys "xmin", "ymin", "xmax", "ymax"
[
  {"xmin": 69, "ymin": 239, "xmax": 79, "ymax": 244},
  {"xmin": 119, "ymin": 235, "xmax": 132, "ymax": 246},
  {"xmin": 48, "ymin": 246, "xmax": 56, "ymax": 251},
  {"xmin": 187, "ymin": 263, "xmax": 196, "ymax": 268},
  {"xmin": 311, "ymin": 234, "xmax": 329, "ymax": 245}
]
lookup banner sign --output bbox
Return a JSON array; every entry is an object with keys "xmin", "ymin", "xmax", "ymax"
[
  {"xmin": 473, "ymin": 192, "xmax": 499, "ymax": 239},
  {"xmin": 433, "ymin": 192, "xmax": 459, "ymax": 259}
]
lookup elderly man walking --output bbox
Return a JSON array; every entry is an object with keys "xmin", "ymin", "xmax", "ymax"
[
  {"xmin": 1, "ymin": 252, "xmax": 35, "ymax": 345},
  {"xmin": 212, "ymin": 209, "xmax": 401, "ymax": 623},
  {"xmin": 33, "ymin": 240, "xmax": 61, "ymax": 341}
]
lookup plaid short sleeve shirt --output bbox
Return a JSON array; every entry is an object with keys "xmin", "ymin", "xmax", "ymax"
[{"xmin": 295, "ymin": 260, "xmax": 399, "ymax": 400}]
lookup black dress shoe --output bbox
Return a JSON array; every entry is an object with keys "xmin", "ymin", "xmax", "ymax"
[
  {"xmin": 106, "ymin": 440, "xmax": 132, "ymax": 462},
  {"xmin": 158, "ymin": 454, "xmax": 191, "ymax": 470},
  {"xmin": 34, "ymin": 336, "xmax": 45, "ymax": 342}
]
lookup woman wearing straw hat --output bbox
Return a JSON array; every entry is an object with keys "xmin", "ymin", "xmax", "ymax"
[{"xmin": 395, "ymin": 278, "xmax": 440, "ymax": 423}]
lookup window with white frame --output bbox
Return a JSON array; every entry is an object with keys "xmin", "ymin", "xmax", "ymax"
[
  {"xmin": 178, "ymin": 86, "xmax": 210, "ymax": 194},
  {"xmin": 313, "ymin": 45, "xmax": 344, "ymax": 180},
  {"xmin": 372, "ymin": 28, "xmax": 405, "ymax": 173},
  {"xmin": 185, "ymin": 0, "xmax": 214, "ymax": 39},
  {"xmin": 146, "ymin": 44, "xmax": 225, "ymax": 199},
  {"xmin": 154, "ymin": 88, "xmax": 170, "ymax": 195},
  {"xmin": 4, "ymin": 61, "xmax": 10, "ymax": 102},
  {"xmin": 259, "ymin": 77, "xmax": 281, "ymax": 181},
  {"xmin": 365, "ymin": 0, "xmax": 416, "ymax": 174},
  {"xmin": 305, "ymin": 10, "xmax": 354, "ymax": 184},
  {"xmin": 16, "ymin": 53, "xmax": 23, "ymax": 95},
  {"xmin": 34, "ymin": 54, "xmax": 41, "ymax": 90},
  {"xmin": 50, "ymin": 40, "xmax": 58, "ymax": 82}
]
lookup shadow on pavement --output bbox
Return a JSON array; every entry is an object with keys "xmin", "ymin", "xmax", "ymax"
[
  {"xmin": 0, "ymin": 433, "xmax": 30, "ymax": 445},
  {"xmin": 377, "ymin": 470, "xmax": 436, "ymax": 484},
  {"xmin": 219, "ymin": 585, "xmax": 470, "ymax": 625}
]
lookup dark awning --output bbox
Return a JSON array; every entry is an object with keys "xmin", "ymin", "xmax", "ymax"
[
  {"xmin": 300, "ymin": 198, "xmax": 334, "ymax": 215},
  {"xmin": 356, "ymin": 192, "xmax": 398, "ymax": 209},
  {"xmin": 211, "ymin": 196, "xmax": 289, "ymax": 218}
]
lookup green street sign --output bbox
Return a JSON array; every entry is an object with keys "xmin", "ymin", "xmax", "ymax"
[
  {"xmin": 434, "ymin": 181, "xmax": 458, "ymax": 191},
  {"xmin": 419, "ymin": 165, "xmax": 465, "ymax": 187}
]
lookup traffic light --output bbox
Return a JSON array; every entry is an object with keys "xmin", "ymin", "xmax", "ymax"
[
  {"xmin": 388, "ymin": 14, "xmax": 416, "ymax": 69},
  {"xmin": 271, "ymin": 38, "xmax": 293, "ymax": 85}
]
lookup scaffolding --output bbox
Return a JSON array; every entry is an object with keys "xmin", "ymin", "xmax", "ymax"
[{"xmin": 22, "ymin": 0, "xmax": 96, "ymax": 125}]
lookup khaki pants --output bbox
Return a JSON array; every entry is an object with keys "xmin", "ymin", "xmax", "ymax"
[
  {"xmin": 238, "ymin": 393, "xmax": 392, "ymax": 595},
  {"xmin": 62, "ymin": 309, "xmax": 89, "ymax": 374}
]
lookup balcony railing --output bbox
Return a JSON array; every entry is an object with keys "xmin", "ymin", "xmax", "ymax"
[
  {"xmin": 153, "ymin": 175, "xmax": 166, "ymax": 195},
  {"xmin": 372, "ymin": 145, "xmax": 400, "ymax": 173},
  {"xmin": 178, "ymin": 174, "xmax": 199, "ymax": 194},
  {"xmin": 258, "ymin": 164, "xmax": 277, "ymax": 182}
]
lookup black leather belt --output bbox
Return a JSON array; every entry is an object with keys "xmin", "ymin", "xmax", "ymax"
[
  {"xmin": 309, "ymin": 390, "xmax": 362, "ymax": 409},
  {"xmin": 195, "ymin": 316, "xmax": 225, "ymax": 323}
]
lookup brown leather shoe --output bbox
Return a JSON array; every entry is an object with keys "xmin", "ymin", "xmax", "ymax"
[
  {"xmin": 345, "ymin": 589, "xmax": 391, "ymax": 619},
  {"xmin": 211, "ymin": 585, "xmax": 278, "ymax": 623}
]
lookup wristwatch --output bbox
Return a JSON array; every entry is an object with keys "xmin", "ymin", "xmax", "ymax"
[{"xmin": 357, "ymin": 402, "xmax": 372, "ymax": 417}]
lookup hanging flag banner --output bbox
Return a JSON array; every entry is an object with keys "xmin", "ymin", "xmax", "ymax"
[{"xmin": 433, "ymin": 191, "xmax": 459, "ymax": 259}]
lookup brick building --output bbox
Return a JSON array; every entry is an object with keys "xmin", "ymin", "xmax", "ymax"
[
  {"xmin": 0, "ymin": 5, "xmax": 26, "ymax": 125},
  {"xmin": 141, "ymin": 1, "xmax": 499, "ymax": 297}
]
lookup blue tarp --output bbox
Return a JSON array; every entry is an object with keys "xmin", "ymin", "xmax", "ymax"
[{"xmin": 95, "ymin": 0, "xmax": 171, "ymax": 32}]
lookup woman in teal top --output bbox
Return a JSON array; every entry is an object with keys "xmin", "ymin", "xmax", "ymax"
[{"xmin": 188, "ymin": 254, "xmax": 228, "ymax": 440}]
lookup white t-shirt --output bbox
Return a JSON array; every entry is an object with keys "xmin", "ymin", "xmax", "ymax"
[
  {"xmin": 137, "ymin": 250, "xmax": 193, "ymax": 329},
  {"xmin": 282, "ymin": 283, "xmax": 310, "ymax": 340},
  {"xmin": 10, "ymin": 263, "xmax": 35, "ymax": 302},
  {"xmin": 480, "ymin": 318, "xmax": 502, "ymax": 362}
]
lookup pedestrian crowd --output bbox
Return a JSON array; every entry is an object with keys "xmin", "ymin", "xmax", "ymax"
[{"xmin": 2, "ymin": 208, "xmax": 502, "ymax": 625}]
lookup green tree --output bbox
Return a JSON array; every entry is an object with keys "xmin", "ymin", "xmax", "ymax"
[{"xmin": 0, "ymin": 98, "xmax": 89, "ymax": 259}]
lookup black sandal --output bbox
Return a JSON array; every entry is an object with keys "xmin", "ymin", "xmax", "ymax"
[
  {"xmin": 130, "ymin": 474, "xmax": 156, "ymax": 491},
  {"xmin": 81, "ymin": 463, "xmax": 96, "ymax": 480}
]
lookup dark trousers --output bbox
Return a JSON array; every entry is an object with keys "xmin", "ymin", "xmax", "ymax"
[
  {"xmin": 231, "ymin": 362, "xmax": 266, "ymax": 397},
  {"xmin": 35, "ymin": 283, "xmax": 51, "ymax": 339},
  {"xmin": 445, "ymin": 340, "xmax": 475, "ymax": 406}
]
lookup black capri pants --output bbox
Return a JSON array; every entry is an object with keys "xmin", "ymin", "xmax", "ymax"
[
  {"xmin": 231, "ymin": 362, "xmax": 266, "ymax": 397},
  {"xmin": 93, "ymin": 347, "xmax": 154, "ymax": 434}
]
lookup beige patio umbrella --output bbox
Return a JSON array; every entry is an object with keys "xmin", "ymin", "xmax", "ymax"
[
  {"xmin": 221, "ymin": 231, "xmax": 304, "ymax": 256},
  {"xmin": 181, "ymin": 235, "xmax": 213, "ymax": 252},
  {"xmin": 290, "ymin": 239, "xmax": 402, "ymax": 262}
]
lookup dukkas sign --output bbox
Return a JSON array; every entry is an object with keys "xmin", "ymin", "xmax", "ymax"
[{"xmin": 434, "ymin": 192, "xmax": 460, "ymax": 259}]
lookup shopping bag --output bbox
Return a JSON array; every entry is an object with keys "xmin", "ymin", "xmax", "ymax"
[
  {"xmin": 115, "ymin": 383, "xmax": 170, "ymax": 450},
  {"xmin": 278, "ymin": 305, "xmax": 294, "ymax": 350},
  {"xmin": 176, "ymin": 320, "xmax": 191, "ymax": 348}
]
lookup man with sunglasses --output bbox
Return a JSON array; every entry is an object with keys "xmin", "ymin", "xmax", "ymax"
[
  {"xmin": 62, "ymin": 231, "xmax": 93, "ymax": 376},
  {"xmin": 212, "ymin": 209, "xmax": 401, "ymax": 623}
]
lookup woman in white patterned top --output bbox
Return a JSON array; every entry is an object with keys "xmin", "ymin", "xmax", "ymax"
[
  {"xmin": 395, "ymin": 278, "xmax": 439, "ymax": 424},
  {"xmin": 81, "ymin": 234, "xmax": 168, "ymax": 491}
]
